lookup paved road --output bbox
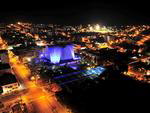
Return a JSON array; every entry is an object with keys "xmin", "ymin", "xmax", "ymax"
[{"xmin": 8, "ymin": 50, "xmax": 68, "ymax": 113}]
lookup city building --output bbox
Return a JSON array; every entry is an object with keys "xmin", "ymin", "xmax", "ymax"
[
  {"xmin": 0, "ymin": 73, "xmax": 19, "ymax": 95},
  {"xmin": 41, "ymin": 44, "xmax": 76, "ymax": 64}
]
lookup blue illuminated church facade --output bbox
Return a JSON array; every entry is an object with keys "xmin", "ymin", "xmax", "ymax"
[{"xmin": 40, "ymin": 44, "xmax": 76, "ymax": 64}]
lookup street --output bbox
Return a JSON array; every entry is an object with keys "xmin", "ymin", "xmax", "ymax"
[{"xmin": 8, "ymin": 50, "xmax": 69, "ymax": 113}]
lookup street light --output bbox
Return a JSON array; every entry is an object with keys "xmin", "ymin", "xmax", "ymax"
[
  {"xmin": 17, "ymin": 22, "xmax": 21, "ymax": 25},
  {"xmin": 26, "ymin": 57, "xmax": 31, "ymax": 62}
]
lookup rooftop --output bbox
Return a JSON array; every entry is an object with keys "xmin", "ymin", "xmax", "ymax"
[{"xmin": 0, "ymin": 73, "xmax": 17, "ymax": 86}]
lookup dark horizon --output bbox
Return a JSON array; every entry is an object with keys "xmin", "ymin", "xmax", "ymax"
[{"xmin": 0, "ymin": 1, "xmax": 149, "ymax": 25}]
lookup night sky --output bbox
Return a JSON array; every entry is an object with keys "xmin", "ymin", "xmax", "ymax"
[{"xmin": 0, "ymin": 1, "xmax": 149, "ymax": 25}]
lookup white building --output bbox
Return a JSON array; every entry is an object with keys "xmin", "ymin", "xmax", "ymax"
[
  {"xmin": 0, "ymin": 73, "xmax": 19, "ymax": 95},
  {"xmin": 1, "ymin": 82, "xmax": 19, "ymax": 94}
]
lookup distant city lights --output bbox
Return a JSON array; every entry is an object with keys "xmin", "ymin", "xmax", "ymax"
[{"xmin": 88, "ymin": 24, "xmax": 113, "ymax": 33}]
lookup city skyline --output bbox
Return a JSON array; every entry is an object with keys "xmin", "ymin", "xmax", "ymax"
[
  {"xmin": 0, "ymin": 22, "xmax": 150, "ymax": 113},
  {"xmin": 0, "ymin": 1, "xmax": 150, "ymax": 113}
]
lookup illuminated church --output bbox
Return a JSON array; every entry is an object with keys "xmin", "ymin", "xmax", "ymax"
[{"xmin": 40, "ymin": 44, "xmax": 75, "ymax": 64}]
